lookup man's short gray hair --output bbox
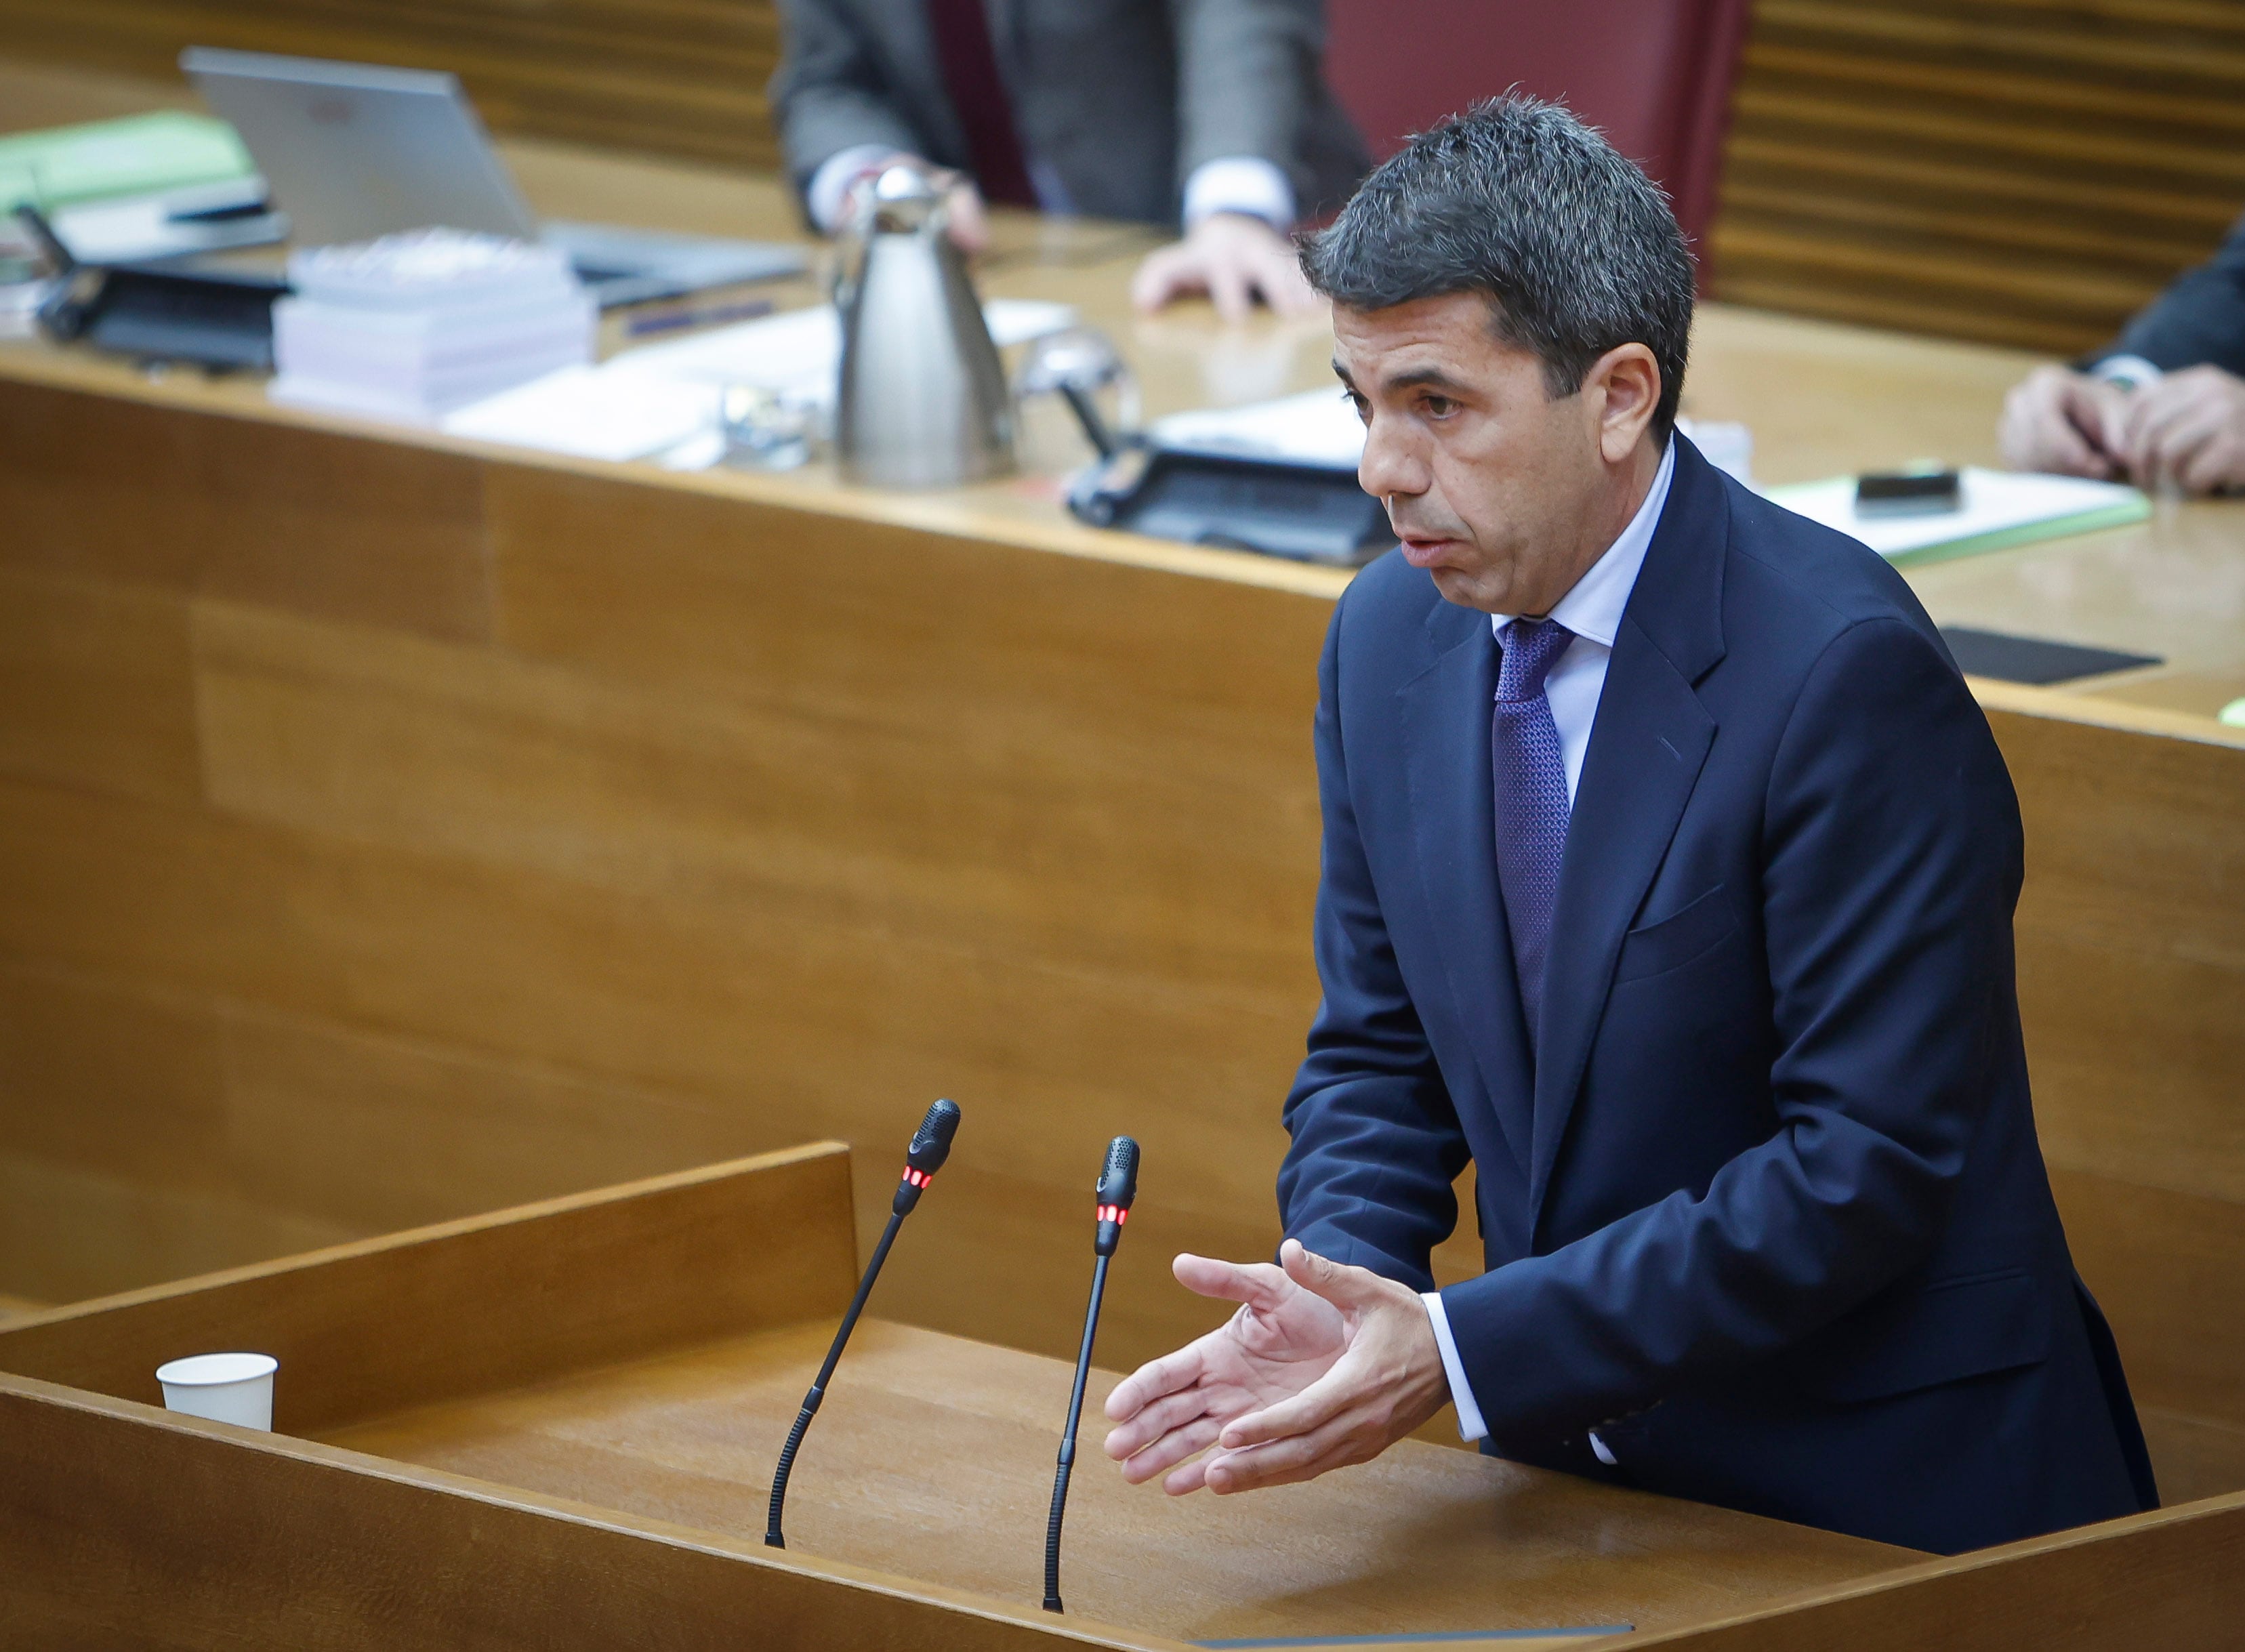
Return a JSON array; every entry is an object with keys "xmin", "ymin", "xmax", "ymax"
[{"xmin": 1301, "ymin": 95, "xmax": 1695, "ymax": 438}]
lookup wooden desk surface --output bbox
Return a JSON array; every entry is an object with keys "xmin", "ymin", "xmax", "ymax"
[
  {"xmin": 323, "ymin": 1317, "xmax": 1909, "ymax": 1645},
  {"xmin": 3, "ymin": 1145, "xmax": 2239, "ymax": 1652},
  {"xmin": 0, "ymin": 1146, "xmax": 1912, "ymax": 1651},
  {"xmin": 3, "ymin": 58, "xmax": 2242, "ymax": 730}
]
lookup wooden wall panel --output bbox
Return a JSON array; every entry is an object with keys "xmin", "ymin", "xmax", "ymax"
[
  {"xmin": 0, "ymin": 1153, "xmax": 354, "ymax": 1307},
  {"xmin": 0, "ymin": 1146, "xmax": 858, "ymax": 1432},
  {"xmin": 0, "ymin": 0, "xmax": 786, "ymax": 171},
  {"xmin": 1623, "ymin": 1491, "xmax": 2245, "ymax": 1651},
  {"xmin": 1713, "ymin": 0, "xmax": 2245, "ymax": 354},
  {"xmin": 1990, "ymin": 706, "xmax": 2245, "ymax": 1208},
  {"xmin": 0, "ymin": 383, "xmax": 493, "ymax": 642},
  {"xmin": 189, "ymin": 591, "xmax": 1319, "ymax": 1013},
  {"xmin": 2136, "ymin": 1408, "xmax": 2245, "ymax": 1509},
  {"xmin": 0, "ymin": 568, "xmax": 201, "ymax": 806},
  {"xmin": 215, "ymin": 1006, "xmax": 787, "ymax": 1233},
  {"xmin": 0, "ymin": 962, "xmax": 229, "ymax": 1193},
  {"xmin": 0, "ymin": 955, "xmax": 783, "ymax": 1271},
  {"xmin": 0, "ymin": 762, "xmax": 1302, "ymax": 1361},
  {"xmin": 0, "ymin": 1380, "xmax": 1127, "ymax": 1652},
  {"xmin": 2055, "ymin": 1169, "xmax": 2245, "ymax": 1428}
]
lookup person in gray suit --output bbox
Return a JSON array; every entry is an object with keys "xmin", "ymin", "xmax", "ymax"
[
  {"xmin": 2000, "ymin": 213, "xmax": 2245, "ymax": 495},
  {"xmin": 770, "ymin": 0, "xmax": 1372, "ymax": 319}
]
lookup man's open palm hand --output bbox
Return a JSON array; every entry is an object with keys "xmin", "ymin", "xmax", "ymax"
[
  {"xmin": 1101, "ymin": 1245, "xmax": 1346, "ymax": 1492},
  {"xmin": 1103, "ymin": 1239, "xmax": 1447, "ymax": 1495}
]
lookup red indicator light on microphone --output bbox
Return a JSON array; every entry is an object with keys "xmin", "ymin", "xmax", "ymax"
[
  {"xmin": 1096, "ymin": 1204, "xmax": 1126, "ymax": 1224},
  {"xmin": 903, "ymin": 1167, "xmax": 932, "ymax": 1188}
]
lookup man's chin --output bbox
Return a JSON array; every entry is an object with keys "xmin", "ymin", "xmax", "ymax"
[{"xmin": 1426, "ymin": 564, "xmax": 1506, "ymax": 615}]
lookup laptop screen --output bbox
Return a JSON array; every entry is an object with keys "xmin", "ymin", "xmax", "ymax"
[{"xmin": 182, "ymin": 47, "xmax": 539, "ymax": 248}]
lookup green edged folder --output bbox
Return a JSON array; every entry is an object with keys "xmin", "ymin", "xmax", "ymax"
[{"xmin": 0, "ymin": 111, "xmax": 255, "ymax": 214}]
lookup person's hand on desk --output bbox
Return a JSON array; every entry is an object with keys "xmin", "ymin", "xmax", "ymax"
[
  {"xmin": 1997, "ymin": 365, "xmax": 2130, "ymax": 480},
  {"xmin": 1103, "ymin": 1239, "xmax": 1448, "ymax": 1495},
  {"xmin": 2109, "ymin": 365, "xmax": 2245, "ymax": 496},
  {"xmin": 1132, "ymin": 212, "xmax": 1320, "ymax": 323}
]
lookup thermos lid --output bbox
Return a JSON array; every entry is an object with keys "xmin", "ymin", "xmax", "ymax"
[{"xmin": 869, "ymin": 163, "xmax": 944, "ymax": 233}]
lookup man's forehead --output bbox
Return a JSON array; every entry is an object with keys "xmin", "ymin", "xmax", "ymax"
[
  {"xmin": 1332, "ymin": 294, "xmax": 1521, "ymax": 385},
  {"xmin": 1333, "ymin": 292, "xmax": 1489, "ymax": 343}
]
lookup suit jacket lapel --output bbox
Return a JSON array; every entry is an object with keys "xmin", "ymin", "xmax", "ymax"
[
  {"xmin": 1399, "ymin": 604, "xmax": 1535, "ymax": 1184},
  {"xmin": 1528, "ymin": 438, "xmax": 1731, "ymax": 1229}
]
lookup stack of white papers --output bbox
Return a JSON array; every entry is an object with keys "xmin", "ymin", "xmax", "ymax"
[
  {"xmin": 442, "ymin": 366, "xmax": 721, "ymax": 466},
  {"xmin": 604, "ymin": 297, "xmax": 1077, "ymax": 400},
  {"xmin": 270, "ymin": 228, "xmax": 596, "ymax": 425},
  {"xmin": 438, "ymin": 297, "xmax": 1077, "ymax": 468},
  {"xmin": 1763, "ymin": 468, "xmax": 2151, "ymax": 565},
  {"xmin": 1149, "ymin": 388, "xmax": 1365, "ymax": 469}
]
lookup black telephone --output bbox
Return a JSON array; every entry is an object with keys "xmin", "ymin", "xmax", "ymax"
[
  {"xmin": 1066, "ymin": 443, "xmax": 1392, "ymax": 566},
  {"xmin": 15, "ymin": 205, "xmax": 287, "ymax": 371}
]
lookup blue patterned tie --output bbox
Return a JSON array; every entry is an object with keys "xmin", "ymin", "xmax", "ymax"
[{"xmin": 1493, "ymin": 618, "xmax": 1575, "ymax": 1055}]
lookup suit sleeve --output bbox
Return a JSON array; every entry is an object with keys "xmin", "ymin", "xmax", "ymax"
[
  {"xmin": 1277, "ymin": 590, "xmax": 1472, "ymax": 1293},
  {"xmin": 1438, "ymin": 617, "xmax": 2021, "ymax": 1437},
  {"xmin": 770, "ymin": 0, "xmax": 929, "ymax": 203},
  {"xmin": 1166, "ymin": 0, "xmax": 1326, "ymax": 199},
  {"xmin": 2105, "ymin": 214, "xmax": 2245, "ymax": 377}
]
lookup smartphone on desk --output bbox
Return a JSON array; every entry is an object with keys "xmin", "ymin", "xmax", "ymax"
[{"xmin": 1855, "ymin": 468, "xmax": 1962, "ymax": 517}]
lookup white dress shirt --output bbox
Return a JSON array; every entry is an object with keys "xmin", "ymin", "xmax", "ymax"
[
  {"xmin": 1420, "ymin": 437, "xmax": 1677, "ymax": 1448},
  {"xmin": 2090, "ymin": 353, "xmax": 2163, "ymax": 392}
]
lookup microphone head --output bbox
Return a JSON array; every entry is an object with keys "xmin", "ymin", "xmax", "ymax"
[
  {"xmin": 906, "ymin": 1098, "xmax": 961, "ymax": 1176},
  {"xmin": 1096, "ymin": 1136, "xmax": 1140, "ymax": 1212}
]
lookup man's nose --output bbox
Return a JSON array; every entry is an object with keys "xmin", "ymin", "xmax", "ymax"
[{"xmin": 1357, "ymin": 412, "xmax": 1427, "ymax": 502}]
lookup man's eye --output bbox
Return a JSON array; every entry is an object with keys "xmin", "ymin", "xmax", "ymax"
[
  {"xmin": 1422, "ymin": 396, "xmax": 1456, "ymax": 418},
  {"xmin": 1344, "ymin": 391, "xmax": 1370, "ymax": 422}
]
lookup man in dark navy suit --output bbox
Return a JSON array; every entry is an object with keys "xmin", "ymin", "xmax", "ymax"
[{"xmin": 1103, "ymin": 96, "xmax": 2158, "ymax": 1555}]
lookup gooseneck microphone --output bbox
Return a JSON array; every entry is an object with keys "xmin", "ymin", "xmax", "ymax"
[
  {"xmin": 765, "ymin": 1098, "xmax": 960, "ymax": 1550},
  {"xmin": 1044, "ymin": 1134, "xmax": 1139, "ymax": 1613}
]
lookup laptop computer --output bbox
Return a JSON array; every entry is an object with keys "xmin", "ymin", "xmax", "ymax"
[{"xmin": 181, "ymin": 47, "xmax": 806, "ymax": 308}]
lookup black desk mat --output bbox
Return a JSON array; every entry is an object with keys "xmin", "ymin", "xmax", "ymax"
[{"xmin": 1939, "ymin": 626, "xmax": 2162, "ymax": 685}]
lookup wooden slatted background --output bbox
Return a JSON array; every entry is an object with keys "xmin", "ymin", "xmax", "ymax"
[
  {"xmin": 1712, "ymin": 0, "xmax": 2245, "ymax": 355},
  {"xmin": 0, "ymin": 0, "xmax": 786, "ymax": 171}
]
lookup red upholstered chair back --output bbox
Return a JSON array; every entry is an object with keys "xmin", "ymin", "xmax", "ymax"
[{"xmin": 1321, "ymin": 0, "xmax": 1752, "ymax": 255}]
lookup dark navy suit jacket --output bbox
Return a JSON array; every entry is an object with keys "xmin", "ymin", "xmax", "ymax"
[
  {"xmin": 1278, "ymin": 437, "xmax": 2158, "ymax": 1555},
  {"xmin": 2107, "ymin": 211, "xmax": 2245, "ymax": 377}
]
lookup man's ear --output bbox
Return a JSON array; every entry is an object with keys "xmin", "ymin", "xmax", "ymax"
[{"xmin": 1586, "ymin": 343, "xmax": 1662, "ymax": 463}]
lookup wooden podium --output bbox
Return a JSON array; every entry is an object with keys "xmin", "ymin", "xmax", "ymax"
[{"xmin": 3, "ymin": 1144, "xmax": 2239, "ymax": 1650}]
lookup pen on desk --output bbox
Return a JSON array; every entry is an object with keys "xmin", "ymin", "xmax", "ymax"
[{"xmin": 625, "ymin": 298, "xmax": 774, "ymax": 337}]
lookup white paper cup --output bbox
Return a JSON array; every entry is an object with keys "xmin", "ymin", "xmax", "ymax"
[{"xmin": 155, "ymin": 1352, "xmax": 277, "ymax": 1430}]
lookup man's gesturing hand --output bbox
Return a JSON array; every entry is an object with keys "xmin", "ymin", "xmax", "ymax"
[{"xmin": 1102, "ymin": 1239, "xmax": 1450, "ymax": 1496}]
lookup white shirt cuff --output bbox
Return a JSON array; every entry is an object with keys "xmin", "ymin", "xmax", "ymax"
[
  {"xmin": 806, "ymin": 143, "xmax": 900, "ymax": 234},
  {"xmin": 1420, "ymin": 1291, "xmax": 1489, "ymax": 1442},
  {"xmin": 1182, "ymin": 157, "xmax": 1295, "ymax": 232},
  {"xmin": 2092, "ymin": 354, "xmax": 2164, "ymax": 392}
]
